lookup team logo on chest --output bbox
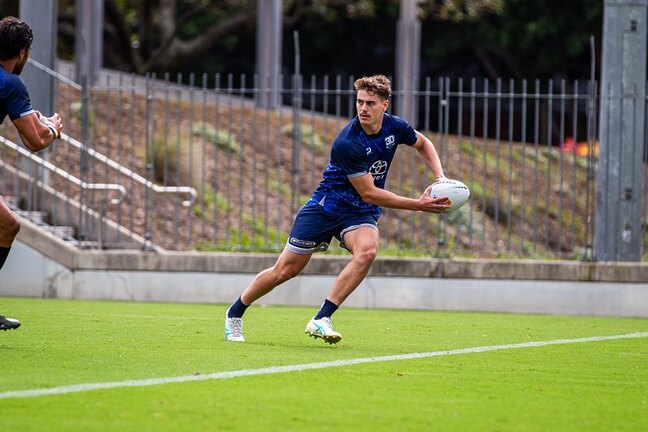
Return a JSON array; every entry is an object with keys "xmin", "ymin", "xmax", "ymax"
[{"xmin": 385, "ymin": 135, "xmax": 395, "ymax": 149}]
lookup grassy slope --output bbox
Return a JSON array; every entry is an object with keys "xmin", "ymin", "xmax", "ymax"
[{"xmin": 45, "ymin": 87, "xmax": 627, "ymax": 258}]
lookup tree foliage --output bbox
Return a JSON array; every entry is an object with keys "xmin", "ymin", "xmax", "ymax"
[
  {"xmin": 421, "ymin": 0, "xmax": 602, "ymax": 79},
  {"xmin": 51, "ymin": 0, "xmax": 602, "ymax": 80},
  {"xmin": 54, "ymin": 0, "xmax": 507, "ymax": 75}
]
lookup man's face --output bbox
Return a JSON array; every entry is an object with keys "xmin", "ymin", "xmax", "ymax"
[
  {"xmin": 13, "ymin": 47, "xmax": 30, "ymax": 75},
  {"xmin": 356, "ymin": 89, "xmax": 388, "ymax": 130}
]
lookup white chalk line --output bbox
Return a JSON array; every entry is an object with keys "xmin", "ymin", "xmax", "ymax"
[
  {"xmin": 1, "ymin": 332, "xmax": 646, "ymax": 400},
  {"xmin": 71, "ymin": 312, "xmax": 215, "ymax": 321}
]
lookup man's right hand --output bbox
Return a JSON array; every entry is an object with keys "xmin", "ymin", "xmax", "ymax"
[{"xmin": 419, "ymin": 185, "xmax": 452, "ymax": 214}]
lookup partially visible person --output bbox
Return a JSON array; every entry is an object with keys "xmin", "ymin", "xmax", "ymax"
[
  {"xmin": 225, "ymin": 74, "xmax": 449, "ymax": 344},
  {"xmin": 0, "ymin": 16, "xmax": 63, "ymax": 331}
]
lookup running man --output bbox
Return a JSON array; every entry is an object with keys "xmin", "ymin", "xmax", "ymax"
[
  {"xmin": 225, "ymin": 74, "xmax": 448, "ymax": 343},
  {"xmin": 0, "ymin": 16, "xmax": 63, "ymax": 331}
]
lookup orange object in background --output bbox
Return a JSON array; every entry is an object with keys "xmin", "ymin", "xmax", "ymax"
[{"xmin": 562, "ymin": 136, "xmax": 598, "ymax": 157}]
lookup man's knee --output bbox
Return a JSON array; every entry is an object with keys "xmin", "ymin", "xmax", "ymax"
[
  {"xmin": 273, "ymin": 263, "xmax": 302, "ymax": 283},
  {"xmin": 270, "ymin": 249, "xmax": 311, "ymax": 284},
  {"xmin": 353, "ymin": 245, "xmax": 378, "ymax": 268}
]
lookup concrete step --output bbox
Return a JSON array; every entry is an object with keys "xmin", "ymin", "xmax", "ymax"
[
  {"xmin": 73, "ymin": 240, "xmax": 144, "ymax": 250},
  {"xmin": 13, "ymin": 209, "xmax": 51, "ymax": 225},
  {"xmin": 1, "ymin": 195, "xmax": 23, "ymax": 209},
  {"xmin": 7, "ymin": 195, "xmax": 151, "ymax": 251},
  {"xmin": 48, "ymin": 225, "xmax": 77, "ymax": 241}
]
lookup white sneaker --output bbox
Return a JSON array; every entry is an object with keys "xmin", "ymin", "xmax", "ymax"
[
  {"xmin": 305, "ymin": 317, "xmax": 342, "ymax": 344},
  {"xmin": 224, "ymin": 311, "xmax": 245, "ymax": 342}
]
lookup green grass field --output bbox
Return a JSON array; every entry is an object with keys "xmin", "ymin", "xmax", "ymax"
[{"xmin": 1, "ymin": 297, "xmax": 647, "ymax": 431}]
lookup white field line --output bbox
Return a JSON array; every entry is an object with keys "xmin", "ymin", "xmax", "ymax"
[
  {"xmin": 70, "ymin": 312, "xmax": 215, "ymax": 321},
  {"xmin": 1, "ymin": 332, "xmax": 646, "ymax": 400}
]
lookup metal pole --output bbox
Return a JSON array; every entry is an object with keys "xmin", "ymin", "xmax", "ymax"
[
  {"xmin": 595, "ymin": 0, "xmax": 647, "ymax": 261},
  {"xmin": 75, "ymin": 0, "xmax": 104, "ymax": 87},
  {"xmin": 256, "ymin": 0, "xmax": 282, "ymax": 109},
  {"xmin": 395, "ymin": 0, "xmax": 421, "ymax": 126},
  {"xmin": 19, "ymin": 0, "xmax": 57, "ymax": 115},
  {"xmin": 19, "ymin": 0, "xmax": 58, "ymax": 191}
]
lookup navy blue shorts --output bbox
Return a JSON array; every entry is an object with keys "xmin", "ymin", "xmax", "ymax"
[{"xmin": 286, "ymin": 204, "xmax": 379, "ymax": 254}]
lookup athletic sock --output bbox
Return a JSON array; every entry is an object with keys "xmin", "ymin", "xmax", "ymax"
[
  {"xmin": 227, "ymin": 296, "xmax": 250, "ymax": 318},
  {"xmin": 0, "ymin": 246, "xmax": 10, "ymax": 272},
  {"xmin": 314, "ymin": 299, "xmax": 339, "ymax": 320}
]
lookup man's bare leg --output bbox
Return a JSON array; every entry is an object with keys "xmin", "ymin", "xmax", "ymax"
[
  {"xmin": 225, "ymin": 248, "xmax": 312, "ymax": 341},
  {"xmin": 306, "ymin": 227, "xmax": 379, "ymax": 344},
  {"xmin": 240, "ymin": 248, "xmax": 312, "ymax": 305},
  {"xmin": 0, "ymin": 196, "xmax": 21, "ymax": 330},
  {"xmin": 327, "ymin": 227, "xmax": 379, "ymax": 305}
]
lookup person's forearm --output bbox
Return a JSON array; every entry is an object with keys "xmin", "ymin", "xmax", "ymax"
[{"xmin": 360, "ymin": 187, "xmax": 422, "ymax": 211}]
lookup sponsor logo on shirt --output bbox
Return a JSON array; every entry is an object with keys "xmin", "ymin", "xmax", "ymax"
[{"xmin": 369, "ymin": 160, "xmax": 388, "ymax": 181}]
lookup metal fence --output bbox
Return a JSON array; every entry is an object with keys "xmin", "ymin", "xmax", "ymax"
[{"xmin": 0, "ymin": 64, "xmax": 646, "ymax": 260}]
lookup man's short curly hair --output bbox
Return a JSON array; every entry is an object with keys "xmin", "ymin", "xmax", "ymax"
[
  {"xmin": 353, "ymin": 75, "xmax": 392, "ymax": 100},
  {"xmin": 0, "ymin": 17, "xmax": 33, "ymax": 61}
]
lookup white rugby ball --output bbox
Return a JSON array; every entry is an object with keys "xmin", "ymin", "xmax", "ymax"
[{"xmin": 428, "ymin": 178, "xmax": 470, "ymax": 212}]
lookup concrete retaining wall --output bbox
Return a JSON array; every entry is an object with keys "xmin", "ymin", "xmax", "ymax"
[{"xmin": 2, "ymin": 217, "xmax": 647, "ymax": 317}]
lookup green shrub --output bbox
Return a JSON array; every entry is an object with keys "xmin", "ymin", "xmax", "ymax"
[
  {"xmin": 69, "ymin": 101, "xmax": 95, "ymax": 128},
  {"xmin": 191, "ymin": 121, "xmax": 240, "ymax": 153},
  {"xmin": 149, "ymin": 135, "xmax": 203, "ymax": 192},
  {"xmin": 281, "ymin": 123, "xmax": 326, "ymax": 155}
]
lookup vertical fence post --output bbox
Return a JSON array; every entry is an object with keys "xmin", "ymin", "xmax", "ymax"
[
  {"xmin": 291, "ymin": 31, "xmax": 302, "ymax": 216},
  {"xmin": 143, "ymin": 73, "xmax": 154, "ymax": 250},
  {"xmin": 583, "ymin": 37, "xmax": 598, "ymax": 261},
  {"xmin": 77, "ymin": 74, "xmax": 90, "ymax": 245}
]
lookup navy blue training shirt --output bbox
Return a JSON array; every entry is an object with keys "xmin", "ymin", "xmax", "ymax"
[
  {"xmin": 307, "ymin": 113, "xmax": 417, "ymax": 220},
  {"xmin": 0, "ymin": 65, "xmax": 34, "ymax": 123}
]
